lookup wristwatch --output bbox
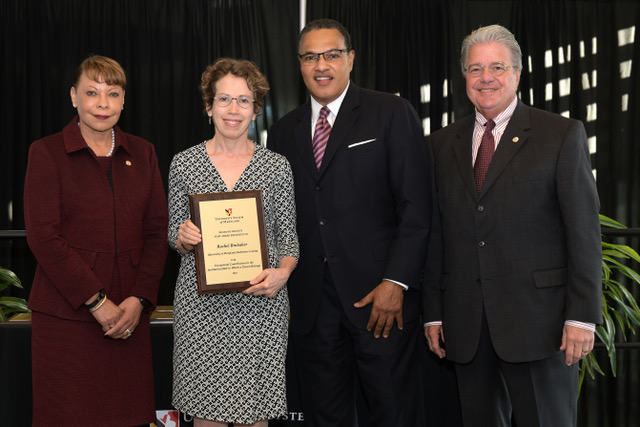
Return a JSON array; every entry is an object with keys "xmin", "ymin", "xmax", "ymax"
[{"xmin": 137, "ymin": 296, "xmax": 151, "ymax": 309}]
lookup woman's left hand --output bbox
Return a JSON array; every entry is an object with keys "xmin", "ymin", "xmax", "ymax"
[
  {"xmin": 104, "ymin": 296, "xmax": 143, "ymax": 340},
  {"xmin": 243, "ymin": 268, "xmax": 291, "ymax": 298}
]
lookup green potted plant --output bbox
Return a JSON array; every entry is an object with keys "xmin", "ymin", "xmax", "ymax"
[
  {"xmin": 580, "ymin": 214, "xmax": 640, "ymax": 388},
  {"xmin": 0, "ymin": 266, "xmax": 29, "ymax": 322}
]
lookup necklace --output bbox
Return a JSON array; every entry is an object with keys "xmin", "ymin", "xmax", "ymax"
[
  {"xmin": 106, "ymin": 128, "xmax": 115, "ymax": 157},
  {"xmin": 77, "ymin": 122, "xmax": 115, "ymax": 157}
]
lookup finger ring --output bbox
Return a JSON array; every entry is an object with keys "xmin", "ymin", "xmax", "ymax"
[
  {"xmin": 582, "ymin": 349, "xmax": 589, "ymax": 353},
  {"xmin": 125, "ymin": 329, "xmax": 132, "ymax": 337}
]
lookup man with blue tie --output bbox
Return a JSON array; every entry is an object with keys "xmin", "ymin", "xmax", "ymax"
[{"xmin": 268, "ymin": 18, "xmax": 431, "ymax": 427}]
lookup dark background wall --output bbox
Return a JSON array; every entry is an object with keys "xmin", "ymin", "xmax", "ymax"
[{"xmin": 1, "ymin": 1, "xmax": 639, "ymax": 425}]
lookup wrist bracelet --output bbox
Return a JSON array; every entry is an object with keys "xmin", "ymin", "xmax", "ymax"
[
  {"xmin": 89, "ymin": 295, "xmax": 107, "ymax": 313},
  {"xmin": 85, "ymin": 291, "xmax": 105, "ymax": 310}
]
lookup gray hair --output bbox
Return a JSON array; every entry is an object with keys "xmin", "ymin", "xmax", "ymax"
[{"xmin": 460, "ymin": 25, "xmax": 522, "ymax": 75}]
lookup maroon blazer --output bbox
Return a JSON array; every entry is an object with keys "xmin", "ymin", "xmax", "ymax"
[{"xmin": 24, "ymin": 117, "xmax": 168, "ymax": 321}]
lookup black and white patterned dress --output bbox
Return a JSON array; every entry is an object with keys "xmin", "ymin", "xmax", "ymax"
[{"xmin": 168, "ymin": 141, "xmax": 299, "ymax": 424}]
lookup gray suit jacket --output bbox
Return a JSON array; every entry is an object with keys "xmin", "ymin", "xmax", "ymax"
[{"xmin": 423, "ymin": 101, "xmax": 602, "ymax": 363}]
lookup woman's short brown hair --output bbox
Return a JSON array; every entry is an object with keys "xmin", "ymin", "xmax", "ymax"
[
  {"xmin": 72, "ymin": 55, "xmax": 127, "ymax": 89},
  {"xmin": 200, "ymin": 58, "xmax": 269, "ymax": 115}
]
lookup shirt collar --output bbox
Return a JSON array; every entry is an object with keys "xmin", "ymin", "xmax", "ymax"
[
  {"xmin": 63, "ymin": 115, "xmax": 130, "ymax": 155},
  {"xmin": 474, "ymin": 94, "xmax": 518, "ymax": 129},
  {"xmin": 310, "ymin": 81, "xmax": 350, "ymax": 122}
]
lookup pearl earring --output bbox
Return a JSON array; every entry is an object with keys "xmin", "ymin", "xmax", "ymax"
[{"xmin": 209, "ymin": 117, "xmax": 212, "ymax": 125}]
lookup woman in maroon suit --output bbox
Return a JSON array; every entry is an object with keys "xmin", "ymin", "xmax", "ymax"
[{"xmin": 24, "ymin": 55, "xmax": 168, "ymax": 426}]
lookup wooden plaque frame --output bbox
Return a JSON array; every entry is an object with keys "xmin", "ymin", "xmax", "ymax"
[{"xmin": 189, "ymin": 190, "xmax": 268, "ymax": 293}]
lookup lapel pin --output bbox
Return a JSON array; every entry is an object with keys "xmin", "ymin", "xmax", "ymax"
[
  {"xmin": 126, "ymin": 160, "xmax": 132, "ymax": 166},
  {"xmin": 512, "ymin": 136, "xmax": 519, "ymax": 143}
]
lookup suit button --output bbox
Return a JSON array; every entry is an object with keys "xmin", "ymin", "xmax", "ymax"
[
  {"xmin": 478, "ymin": 241, "xmax": 485, "ymax": 247},
  {"xmin": 319, "ymin": 219, "xmax": 326, "ymax": 226},
  {"xmin": 477, "ymin": 205, "xmax": 485, "ymax": 212},
  {"xmin": 315, "ymin": 185, "xmax": 322, "ymax": 191}
]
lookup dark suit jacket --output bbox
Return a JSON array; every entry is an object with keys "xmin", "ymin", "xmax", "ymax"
[
  {"xmin": 268, "ymin": 83, "xmax": 431, "ymax": 334},
  {"xmin": 24, "ymin": 117, "xmax": 168, "ymax": 322},
  {"xmin": 423, "ymin": 101, "xmax": 602, "ymax": 364}
]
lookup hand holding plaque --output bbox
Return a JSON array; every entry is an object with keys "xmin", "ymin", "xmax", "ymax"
[{"xmin": 189, "ymin": 190, "xmax": 269, "ymax": 293}]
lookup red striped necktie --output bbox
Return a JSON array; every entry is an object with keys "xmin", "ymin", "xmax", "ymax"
[
  {"xmin": 312, "ymin": 106, "xmax": 331, "ymax": 169},
  {"xmin": 474, "ymin": 119, "xmax": 495, "ymax": 194}
]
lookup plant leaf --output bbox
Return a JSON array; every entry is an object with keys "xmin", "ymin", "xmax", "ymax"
[
  {"xmin": 600, "ymin": 214, "xmax": 626, "ymax": 229},
  {"xmin": 0, "ymin": 297, "xmax": 30, "ymax": 312},
  {"xmin": 0, "ymin": 268, "xmax": 22, "ymax": 288},
  {"xmin": 607, "ymin": 244, "xmax": 640, "ymax": 264}
]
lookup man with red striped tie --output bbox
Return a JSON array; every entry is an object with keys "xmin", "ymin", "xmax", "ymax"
[{"xmin": 268, "ymin": 18, "xmax": 431, "ymax": 427}]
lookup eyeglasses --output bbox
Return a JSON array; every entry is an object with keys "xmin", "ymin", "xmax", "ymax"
[
  {"xmin": 298, "ymin": 49, "xmax": 350, "ymax": 64},
  {"xmin": 213, "ymin": 94, "xmax": 255, "ymax": 109},
  {"xmin": 464, "ymin": 62, "xmax": 513, "ymax": 77}
]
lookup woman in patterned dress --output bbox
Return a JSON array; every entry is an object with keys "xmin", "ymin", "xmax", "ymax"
[{"xmin": 168, "ymin": 58, "xmax": 299, "ymax": 427}]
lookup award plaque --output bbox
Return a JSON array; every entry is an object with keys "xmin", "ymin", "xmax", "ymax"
[{"xmin": 189, "ymin": 190, "xmax": 269, "ymax": 293}]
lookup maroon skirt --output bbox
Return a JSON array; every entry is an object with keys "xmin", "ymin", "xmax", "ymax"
[{"xmin": 31, "ymin": 310, "xmax": 155, "ymax": 427}]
